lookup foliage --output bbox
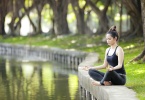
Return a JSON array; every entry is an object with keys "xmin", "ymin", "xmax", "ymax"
[{"xmin": 25, "ymin": 0, "xmax": 33, "ymax": 8}]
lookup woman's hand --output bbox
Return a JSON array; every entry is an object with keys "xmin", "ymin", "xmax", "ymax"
[
  {"xmin": 82, "ymin": 66, "xmax": 92, "ymax": 71},
  {"xmin": 107, "ymin": 66, "xmax": 114, "ymax": 71}
]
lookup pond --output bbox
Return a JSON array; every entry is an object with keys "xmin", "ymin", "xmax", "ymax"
[{"xmin": 0, "ymin": 57, "xmax": 80, "ymax": 100}]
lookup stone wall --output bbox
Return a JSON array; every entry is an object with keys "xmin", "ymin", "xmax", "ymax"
[{"xmin": 0, "ymin": 43, "xmax": 87, "ymax": 70}]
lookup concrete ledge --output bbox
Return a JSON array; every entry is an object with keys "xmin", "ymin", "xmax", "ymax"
[
  {"xmin": 78, "ymin": 53, "xmax": 138, "ymax": 100},
  {"xmin": 0, "ymin": 43, "xmax": 87, "ymax": 70}
]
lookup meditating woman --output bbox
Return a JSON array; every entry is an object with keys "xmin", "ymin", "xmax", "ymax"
[{"xmin": 84, "ymin": 26, "xmax": 126, "ymax": 86}]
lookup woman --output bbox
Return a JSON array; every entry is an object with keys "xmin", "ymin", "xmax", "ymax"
[{"xmin": 84, "ymin": 26, "xmax": 126, "ymax": 86}]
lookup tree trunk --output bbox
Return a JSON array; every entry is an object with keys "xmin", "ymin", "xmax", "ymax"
[
  {"xmin": 8, "ymin": 0, "xmax": 17, "ymax": 36},
  {"xmin": 48, "ymin": 0, "xmax": 70, "ymax": 35},
  {"xmin": 130, "ymin": 0, "xmax": 145, "ymax": 62},
  {"xmin": 23, "ymin": 5, "xmax": 37, "ymax": 33},
  {"xmin": 34, "ymin": 0, "xmax": 46, "ymax": 34},
  {"xmin": 71, "ymin": 0, "xmax": 93, "ymax": 34},
  {"xmin": 123, "ymin": 0, "xmax": 143, "ymax": 37},
  {"xmin": 0, "ymin": 13, "xmax": 6, "ymax": 35},
  {"xmin": 97, "ymin": 13, "xmax": 109, "ymax": 34},
  {"xmin": 141, "ymin": 0, "xmax": 145, "ymax": 61},
  {"xmin": 14, "ymin": 4, "xmax": 36, "ymax": 34},
  {"xmin": 87, "ymin": 0, "xmax": 111, "ymax": 34},
  {"xmin": 0, "ymin": 0, "xmax": 7, "ymax": 36},
  {"xmin": 130, "ymin": 47, "xmax": 145, "ymax": 62},
  {"xmin": 8, "ymin": 0, "xmax": 25, "ymax": 36},
  {"xmin": 119, "ymin": 0, "xmax": 123, "ymax": 35},
  {"xmin": 36, "ymin": 6, "xmax": 42, "ymax": 34}
]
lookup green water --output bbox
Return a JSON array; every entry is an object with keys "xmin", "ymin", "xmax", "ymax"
[{"xmin": 0, "ymin": 57, "xmax": 80, "ymax": 100}]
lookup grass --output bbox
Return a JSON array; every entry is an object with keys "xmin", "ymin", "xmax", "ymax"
[{"xmin": 0, "ymin": 34, "xmax": 145, "ymax": 100}]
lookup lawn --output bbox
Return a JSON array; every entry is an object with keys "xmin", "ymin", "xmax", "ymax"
[{"xmin": 0, "ymin": 34, "xmax": 145, "ymax": 99}]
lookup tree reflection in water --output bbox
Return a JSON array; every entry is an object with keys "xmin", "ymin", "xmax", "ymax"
[{"xmin": 0, "ymin": 57, "xmax": 80, "ymax": 100}]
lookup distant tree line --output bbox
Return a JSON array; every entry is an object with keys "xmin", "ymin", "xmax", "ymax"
[{"xmin": 0, "ymin": 0, "xmax": 143, "ymax": 37}]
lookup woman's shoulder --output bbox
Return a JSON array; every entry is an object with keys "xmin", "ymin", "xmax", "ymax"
[
  {"xmin": 105, "ymin": 47, "xmax": 110, "ymax": 53},
  {"xmin": 116, "ymin": 46, "xmax": 124, "ymax": 53},
  {"xmin": 117, "ymin": 46, "xmax": 123, "ymax": 50}
]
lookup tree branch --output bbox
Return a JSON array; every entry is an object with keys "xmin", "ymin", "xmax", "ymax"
[
  {"xmin": 103, "ymin": 0, "xmax": 112, "ymax": 14},
  {"xmin": 87, "ymin": 0, "xmax": 101, "ymax": 16}
]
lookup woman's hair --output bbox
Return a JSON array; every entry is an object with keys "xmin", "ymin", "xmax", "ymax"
[{"xmin": 107, "ymin": 26, "xmax": 119, "ymax": 41}]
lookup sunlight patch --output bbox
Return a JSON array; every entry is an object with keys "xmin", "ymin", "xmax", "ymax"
[
  {"xmin": 134, "ymin": 69, "xmax": 145, "ymax": 75},
  {"xmin": 71, "ymin": 40, "xmax": 76, "ymax": 44},
  {"xmin": 124, "ymin": 44, "xmax": 135, "ymax": 49},
  {"xmin": 86, "ymin": 44, "xmax": 95, "ymax": 47}
]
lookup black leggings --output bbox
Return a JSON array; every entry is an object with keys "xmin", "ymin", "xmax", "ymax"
[{"xmin": 88, "ymin": 69, "xmax": 126, "ymax": 85}]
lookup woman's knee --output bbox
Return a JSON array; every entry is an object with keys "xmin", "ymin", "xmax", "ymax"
[{"xmin": 88, "ymin": 69, "xmax": 95, "ymax": 76}]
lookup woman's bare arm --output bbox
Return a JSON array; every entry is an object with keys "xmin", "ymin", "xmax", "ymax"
[
  {"xmin": 83, "ymin": 48, "xmax": 109, "ymax": 71},
  {"xmin": 112, "ymin": 46, "xmax": 124, "ymax": 70}
]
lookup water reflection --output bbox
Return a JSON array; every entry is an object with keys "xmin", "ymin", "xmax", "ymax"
[{"xmin": 0, "ymin": 57, "xmax": 80, "ymax": 100}]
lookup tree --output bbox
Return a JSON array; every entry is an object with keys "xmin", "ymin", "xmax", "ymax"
[
  {"xmin": 22, "ymin": 0, "xmax": 40, "ymax": 35},
  {"xmin": 14, "ymin": 2, "xmax": 36, "ymax": 35},
  {"xmin": 86, "ymin": 0, "xmax": 111, "ymax": 34},
  {"xmin": 47, "ymin": 0, "xmax": 70, "ymax": 35},
  {"xmin": 122, "ymin": 0, "xmax": 143, "ymax": 37},
  {"xmin": 130, "ymin": 0, "xmax": 145, "ymax": 62},
  {"xmin": 6, "ymin": 0, "xmax": 37, "ymax": 36},
  {"xmin": 0, "ymin": 0, "xmax": 8, "ymax": 36},
  {"xmin": 35, "ymin": 0, "xmax": 45, "ymax": 34},
  {"xmin": 8, "ymin": 0, "xmax": 25, "ymax": 36},
  {"xmin": 70, "ymin": 0, "xmax": 93, "ymax": 34}
]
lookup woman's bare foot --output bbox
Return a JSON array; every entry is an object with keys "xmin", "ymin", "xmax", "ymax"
[
  {"xmin": 91, "ymin": 80, "xmax": 101, "ymax": 86},
  {"xmin": 104, "ymin": 81, "xmax": 112, "ymax": 86},
  {"xmin": 89, "ymin": 78, "xmax": 101, "ymax": 86}
]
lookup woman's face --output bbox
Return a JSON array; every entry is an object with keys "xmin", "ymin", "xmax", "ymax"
[{"xmin": 106, "ymin": 34, "xmax": 117, "ymax": 46}]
